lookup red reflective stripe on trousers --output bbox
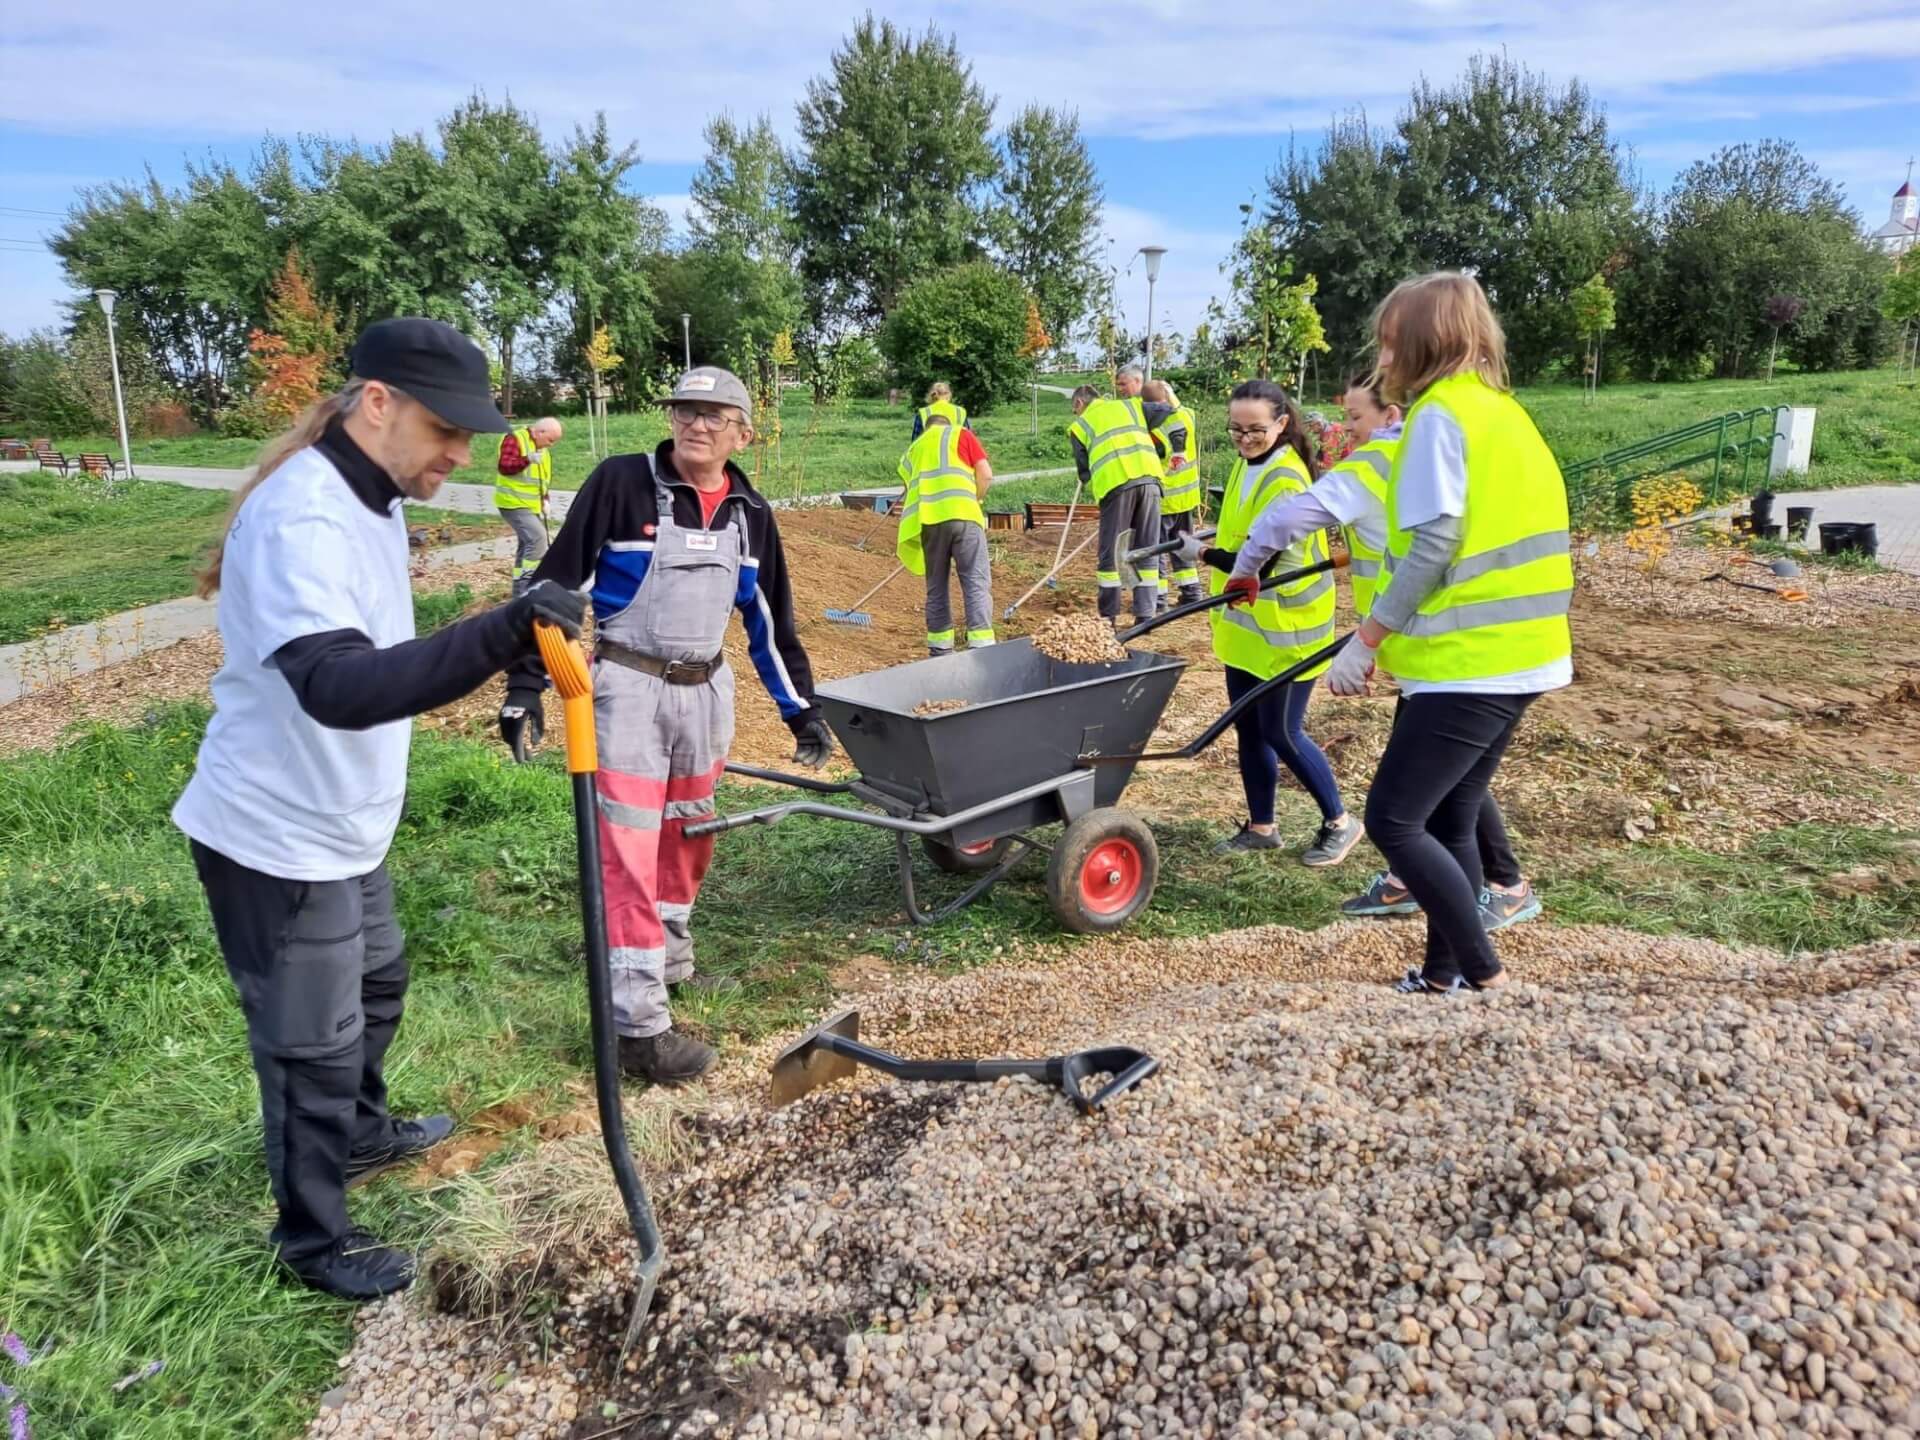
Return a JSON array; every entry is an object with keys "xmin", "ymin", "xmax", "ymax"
[{"xmin": 596, "ymin": 768, "xmax": 665, "ymax": 950}]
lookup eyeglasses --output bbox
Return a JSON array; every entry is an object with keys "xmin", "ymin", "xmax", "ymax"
[
  {"xmin": 670, "ymin": 404, "xmax": 740, "ymax": 431},
  {"xmin": 1226, "ymin": 423, "xmax": 1278, "ymax": 439}
]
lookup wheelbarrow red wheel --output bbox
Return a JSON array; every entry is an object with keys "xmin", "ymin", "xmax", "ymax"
[
  {"xmin": 1046, "ymin": 808, "xmax": 1158, "ymax": 934},
  {"xmin": 921, "ymin": 833, "xmax": 1014, "ymax": 875}
]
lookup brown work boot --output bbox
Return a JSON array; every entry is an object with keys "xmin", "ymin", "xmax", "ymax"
[{"xmin": 618, "ymin": 1030, "xmax": 716, "ymax": 1085}]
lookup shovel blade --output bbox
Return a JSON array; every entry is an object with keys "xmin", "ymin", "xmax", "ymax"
[{"xmin": 770, "ymin": 1007, "xmax": 863, "ymax": 1106}]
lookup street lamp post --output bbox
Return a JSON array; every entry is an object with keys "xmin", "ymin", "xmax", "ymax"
[
  {"xmin": 1137, "ymin": 247, "xmax": 1168, "ymax": 381},
  {"xmin": 94, "ymin": 288, "xmax": 134, "ymax": 480},
  {"xmin": 680, "ymin": 313, "xmax": 692, "ymax": 370}
]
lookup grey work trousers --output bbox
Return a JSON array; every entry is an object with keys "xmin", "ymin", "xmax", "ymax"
[
  {"xmin": 501, "ymin": 507, "xmax": 549, "ymax": 595},
  {"xmin": 190, "ymin": 842, "xmax": 409, "ymax": 1267},
  {"xmin": 1096, "ymin": 482, "xmax": 1162, "ymax": 621},
  {"xmin": 920, "ymin": 519, "xmax": 995, "ymax": 651}
]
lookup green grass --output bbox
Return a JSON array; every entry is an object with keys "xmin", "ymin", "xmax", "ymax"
[
  {"xmin": 0, "ymin": 472, "xmax": 501, "ymax": 644},
  {"xmin": 1, "ymin": 708, "xmax": 1915, "ymax": 1435},
  {"xmin": 40, "ymin": 367, "xmax": 1920, "ymax": 512}
]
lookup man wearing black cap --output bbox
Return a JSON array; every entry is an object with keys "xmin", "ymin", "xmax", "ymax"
[{"xmin": 173, "ymin": 318, "xmax": 586, "ymax": 1300}]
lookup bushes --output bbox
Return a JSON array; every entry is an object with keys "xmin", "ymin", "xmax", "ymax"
[{"xmin": 878, "ymin": 262, "xmax": 1035, "ymax": 414}]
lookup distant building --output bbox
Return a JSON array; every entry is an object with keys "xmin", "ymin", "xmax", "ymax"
[{"xmin": 1871, "ymin": 179, "xmax": 1919, "ymax": 257}]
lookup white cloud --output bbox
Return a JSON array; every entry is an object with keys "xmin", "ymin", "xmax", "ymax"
[
  {"xmin": 1099, "ymin": 203, "xmax": 1238, "ymax": 343},
  {"xmin": 653, "ymin": 193, "xmax": 693, "ymax": 237}
]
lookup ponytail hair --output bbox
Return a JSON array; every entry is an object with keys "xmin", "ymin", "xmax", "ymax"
[
  {"xmin": 1228, "ymin": 378, "xmax": 1321, "ymax": 479},
  {"xmin": 196, "ymin": 379, "xmax": 369, "ymax": 597}
]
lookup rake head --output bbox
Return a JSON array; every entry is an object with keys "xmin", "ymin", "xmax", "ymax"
[{"xmin": 823, "ymin": 609, "xmax": 873, "ymax": 627}]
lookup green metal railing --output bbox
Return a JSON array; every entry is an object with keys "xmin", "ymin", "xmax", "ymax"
[{"xmin": 1561, "ymin": 406, "xmax": 1788, "ymax": 530}]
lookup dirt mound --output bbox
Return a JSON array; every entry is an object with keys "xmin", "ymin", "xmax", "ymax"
[{"xmin": 308, "ymin": 923, "xmax": 1920, "ymax": 1440}]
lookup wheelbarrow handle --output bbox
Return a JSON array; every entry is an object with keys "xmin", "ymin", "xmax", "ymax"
[
  {"xmin": 1116, "ymin": 555, "xmax": 1346, "ymax": 643},
  {"xmin": 1122, "ymin": 528, "xmax": 1217, "ymax": 565},
  {"xmin": 722, "ymin": 761, "xmax": 856, "ymax": 795}
]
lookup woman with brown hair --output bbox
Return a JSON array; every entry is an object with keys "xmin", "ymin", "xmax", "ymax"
[{"xmin": 1325, "ymin": 272, "xmax": 1573, "ymax": 994}]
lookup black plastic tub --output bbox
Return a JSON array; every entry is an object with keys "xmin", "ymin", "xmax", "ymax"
[{"xmin": 1787, "ymin": 506, "xmax": 1814, "ymax": 541}]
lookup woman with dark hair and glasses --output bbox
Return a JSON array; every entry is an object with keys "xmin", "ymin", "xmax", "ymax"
[{"xmin": 1173, "ymin": 379, "xmax": 1362, "ymax": 866}]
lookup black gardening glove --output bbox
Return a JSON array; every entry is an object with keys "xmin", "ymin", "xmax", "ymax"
[
  {"xmin": 790, "ymin": 712, "xmax": 834, "ymax": 770},
  {"xmin": 506, "ymin": 580, "xmax": 587, "ymax": 645},
  {"xmin": 499, "ymin": 686, "xmax": 545, "ymax": 763}
]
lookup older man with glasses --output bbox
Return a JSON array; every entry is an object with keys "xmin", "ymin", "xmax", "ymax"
[{"xmin": 500, "ymin": 367, "xmax": 833, "ymax": 1084}]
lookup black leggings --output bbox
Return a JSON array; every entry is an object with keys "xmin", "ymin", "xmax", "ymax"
[{"xmin": 1364, "ymin": 691, "xmax": 1537, "ymax": 984}]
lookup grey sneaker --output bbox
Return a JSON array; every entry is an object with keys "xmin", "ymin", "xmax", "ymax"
[
  {"xmin": 1215, "ymin": 823, "xmax": 1282, "ymax": 854},
  {"xmin": 1302, "ymin": 815, "xmax": 1364, "ymax": 868},
  {"xmin": 1480, "ymin": 883, "xmax": 1544, "ymax": 931},
  {"xmin": 1341, "ymin": 872, "xmax": 1421, "ymax": 917}
]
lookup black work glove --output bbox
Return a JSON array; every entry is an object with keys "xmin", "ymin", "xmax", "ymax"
[
  {"xmin": 499, "ymin": 686, "xmax": 545, "ymax": 763},
  {"xmin": 790, "ymin": 713, "xmax": 834, "ymax": 770},
  {"xmin": 506, "ymin": 580, "xmax": 587, "ymax": 644}
]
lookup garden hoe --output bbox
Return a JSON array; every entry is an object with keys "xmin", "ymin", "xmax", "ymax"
[
  {"xmin": 769, "ymin": 1007, "xmax": 1161, "ymax": 1116},
  {"xmin": 533, "ymin": 621, "xmax": 667, "ymax": 1362}
]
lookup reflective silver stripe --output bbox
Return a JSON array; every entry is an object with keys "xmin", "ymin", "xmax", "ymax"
[
  {"xmin": 1163, "ymin": 476, "xmax": 1201, "ymax": 499},
  {"xmin": 1347, "ymin": 448, "xmax": 1391, "ymax": 480},
  {"xmin": 1400, "ymin": 588, "xmax": 1573, "ymax": 637},
  {"xmin": 664, "ymin": 797, "xmax": 716, "ymax": 821},
  {"xmin": 607, "ymin": 943, "xmax": 668, "ymax": 973},
  {"xmin": 1270, "ymin": 572, "xmax": 1334, "ymax": 609},
  {"xmin": 1081, "ymin": 420, "xmax": 1151, "ymax": 447},
  {"xmin": 1088, "ymin": 442, "xmax": 1158, "ymax": 476},
  {"xmin": 1348, "ymin": 557, "xmax": 1382, "ymax": 578},
  {"xmin": 602, "ymin": 797, "xmax": 662, "ymax": 831},
  {"xmin": 1217, "ymin": 605, "xmax": 1337, "ymax": 647},
  {"xmin": 1442, "ymin": 529, "xmax": 1571, "ymax": 588}
]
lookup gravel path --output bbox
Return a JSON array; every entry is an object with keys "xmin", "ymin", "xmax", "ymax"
[{"xmin": 307, "ymin": 921, "xmax": 1920, "ymax": 1440}]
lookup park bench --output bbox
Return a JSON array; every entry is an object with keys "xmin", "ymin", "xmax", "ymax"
[
  {"xmin": 985, "ymin": 510, "xmax": 1017, "ymax": 531},
  {"xmin": 34, "ymin": 446, "xmax": 70, "ymax": 475},
  {"xmin": 1022, "ymin": 501, "xmax": 1094, "ymax": 531},
  {"xmin": 0, "ymin": 439, "xmax": 27, "ymax": 460},
  {"xmin": 77, "ymin": 453, "xmax": 125, "ymax": 479}
]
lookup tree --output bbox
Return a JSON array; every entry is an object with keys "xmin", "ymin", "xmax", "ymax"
[
  {"xmin": 790, "ymin": 18, "xmax": 999, "ymax": 328},
  {"xmin": 1224, "ymin": 209, "xmax": 1328, "ymax": 384},
  {"xmin": 665, "ymin": 114, "xmax": 803, "ymax": 372},
  {"xmin": 878, "ymin": 262, "xmax": 1034, "ymax": 412},
  {"xmin": 1882, "ymin": 254, "xmax": 1920, "ymax": 375},
  {"xmin": 1571, "ymin": 273, "xmax": 1617, "ymax": 399},
  {"xmin": 246, "ymin": 248, "xmax": 344, "ymax": 423},
  {"xmin": 993, "ymin": 106, "xmax": 1103, "ymax": 348},
  {"xmin": 1019, "ymin": 296, "xmax": 1051, "ymax": 359},
  {"xmin": 548, "ymin": 115, "xmax": 664, "ymax": 407},
  {"xmin": 1763, "ymin": 294, "xmax": 1804, "ymax": 381},
  {"xmin": 438, "ymin": 94, "xmax": 557, "ymax": 415}
]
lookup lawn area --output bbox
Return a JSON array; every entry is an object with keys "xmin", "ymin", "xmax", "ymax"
[
  {"xmin": 0, "ymin": 472, "xmax": 502, "ymax": 644},
  {"xmin": 42, "ymin": 367, "xmax": 1920, "ymax": 505},
  {"xmin": 2, "ymin": 706, "xmax": 1916, "ymax": 1437}
]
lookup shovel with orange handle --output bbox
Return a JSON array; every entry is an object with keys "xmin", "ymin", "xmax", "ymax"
[{"xmin": 532, "ymin": 621, "xmax": 666, "ymax": 1359}]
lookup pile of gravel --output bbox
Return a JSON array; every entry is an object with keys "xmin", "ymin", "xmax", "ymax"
[
  {"xmin": 308, "ymin": 924, "xmax": 1920, "ymax": 1439},
  {"xmin": 1027, "ymin": 616, "xmax": 1128, "ymax": 665}
]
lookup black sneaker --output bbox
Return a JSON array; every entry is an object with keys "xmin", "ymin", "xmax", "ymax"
[
  {"xmin": 288, "ymin": 1228, "xmax": 416, "ymax": 1301},
  {"xmin": 1214, "ymin": 823, "xmax": 1282, "ymax": 854},
  {"xmin": 618, "ymin": 1030, "xmax": 717, "ymax": 1085},
  {"xmin": 345, "ymin": 1114, "xmax": 455, "ymax": 1187},
  {"xmin": 1302, "ymin": 815, "xmax": 1364, "ymax": 868}
]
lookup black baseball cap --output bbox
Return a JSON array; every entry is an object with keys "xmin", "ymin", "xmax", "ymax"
[{"xmin": 347, "ymin": 317, "xmax": 509, "ymax": 433}]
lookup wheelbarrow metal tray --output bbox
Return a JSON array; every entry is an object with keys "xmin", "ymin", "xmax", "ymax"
[{"xmin": 815, "ymin": 639, "xmax": 1186, "ymax": 846}]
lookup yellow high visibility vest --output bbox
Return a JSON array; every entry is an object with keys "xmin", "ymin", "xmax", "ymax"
[
  {"xmin": 1067, "ymin": 397, "xmax": 1164, "ymax": 502},
  {"xmin": 495, "ymin": 426, "xmax": 552, "ymax": 512},
  {"xmin": 1154, "ymin": 406, "xmax": 1200, "ymax": 515},
  {"xmin": 1326, "ymin": 436, "xmax": 1397, "ymax": 618},
  {"xmin": 1378, "ymin": 373, "xmax": 1573, "ymax": 682},
  {"xmin": 1209, "ymin": 445, "xmax": 1334, "ymax": 680},
  {"xmin": 918, "ymin": 400, "xmax": 968, "ymax": 431},
  {"xmin": 895, "ymin": 423, "xmax": 984, "ymax": 576}
]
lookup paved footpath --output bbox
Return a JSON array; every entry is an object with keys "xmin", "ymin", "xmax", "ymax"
[
  {"xmin": 1718, "ymin": 483, "xmax": 1920, "ymax": 576},
  {"xmin": 0, "ymin": 537, "xmax": 512, "ymax": 706}
]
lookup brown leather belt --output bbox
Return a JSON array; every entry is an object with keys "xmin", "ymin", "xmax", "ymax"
[{"xmin": 594, "ymin": 639, "xmax": 724, "ymax": 685}]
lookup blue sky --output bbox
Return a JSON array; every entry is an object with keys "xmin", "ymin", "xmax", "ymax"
[{"xmin": 5, "ymin": 1, "xmax": 1920, "ymax": 345}]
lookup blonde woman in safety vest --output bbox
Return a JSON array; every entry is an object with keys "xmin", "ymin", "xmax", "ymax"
[
  {"xmin": 896, "ymin": 412, "xmax": 996, "ymax": 655},
  {"xmin": 910, "ymin": 381, "xmax": 970, "ymax": 440},
  {"xmin": 1143, "ymin": 379, "xmax": 1204, "ymax": 604},
  {"xmin": 1172, "ymin": 379, "xmax": 1361, "ymax": 864},
  {"xmin": 1325, "ymin": 272, "xmax": 1574, "ymax": 995},
  {"xmin": 1226, "ymin": 370, "xmax": 1542, "ymax": 930},
  {"xmin": 495, "ymin": 416, "xmax": 563, "ymax": 594}
]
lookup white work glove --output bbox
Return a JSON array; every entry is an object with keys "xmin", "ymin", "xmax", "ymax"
[
  {"xmin": 1173, "ymin": 533, "xmax": 1208, "ymax": 570},
  {"xmin": 1325, "ymin": 632, "xmax": 1378, "ymax": 696}
]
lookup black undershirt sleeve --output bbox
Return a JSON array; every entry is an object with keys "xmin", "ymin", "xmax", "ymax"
[{"xmin": 273, "ymin": 607, "xmax": 528, "ymax": 731}]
